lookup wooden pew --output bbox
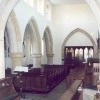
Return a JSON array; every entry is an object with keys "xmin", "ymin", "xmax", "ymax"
[
  {"xmin": 13, "ymin": 65, "xmax": 67, "ymax": 93},
  {"xmin": 0, "ymin": 77, "xmax": 20, "ymax": 100},
  {"xmin": 58, "ymin": 79, "xmax": 82, "ymax": 100}
]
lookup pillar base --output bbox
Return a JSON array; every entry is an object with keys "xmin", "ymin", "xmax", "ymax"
[{"xmin": 10, "ymin": 52, "xmax": 23, "ymax": 74}]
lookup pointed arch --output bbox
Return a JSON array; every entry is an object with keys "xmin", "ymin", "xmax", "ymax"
[
  {"xmin": 0, "ymin": 0, "xmax": 20, "ymax": 39},
  {"xmin": 5, "ymin": 10, "xmax": 23, "ymax": 73},
  {"xmin": 6, "ymin": 10, "xmax": 22, "ymax": 53},
  {"xmin": 43, "ymin": 26, "xmax": 54, "ymax": 64},
  {"xmin": 24, "ymin": 16, "xmax": 41, "ymax": 54},
  {"xmin": 43, "ymin": 26, "xmax": 53, "ymax": 55},
  {"xmin": 0, "ymin": 0, "xmax": 20, "ymax": 78},
  {"xmin": 62, "ymin": 28, "xmax": 97, "ymax": 57}
]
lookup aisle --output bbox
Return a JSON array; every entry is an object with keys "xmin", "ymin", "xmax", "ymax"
[{"xmin": 20, "ymin": 79, "xmax": 66, "ymax": 100}]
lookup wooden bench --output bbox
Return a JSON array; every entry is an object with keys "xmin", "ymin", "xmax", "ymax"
[
  {"xmin": 58, "ymin": 79, "xmax": 82, "ymax": 100},
  {"xmin": 13, "ymin": 65, "xmax": 67, "ymax": 93},
  {"xmin": 0, "ymin": 77, "xmax": 20, "ymax": 100}
]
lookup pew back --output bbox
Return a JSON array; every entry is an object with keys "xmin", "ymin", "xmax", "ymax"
[
  {"xmin": 14, "ymin": 65, "xmax": 67, "ymax": 93},
  {"xmin": 0, "ymin": 77, "xmax": 20, "ymax": 100}
]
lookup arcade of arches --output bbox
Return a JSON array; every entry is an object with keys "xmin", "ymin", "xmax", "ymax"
[{"xmin": 0, "ymin": 0, "xmax": 100, "ymax": 81}]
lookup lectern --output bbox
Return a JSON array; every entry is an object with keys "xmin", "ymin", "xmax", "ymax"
[{"xmin": 14, "ymin": 66, "xmax": 28, "ymax": 98}]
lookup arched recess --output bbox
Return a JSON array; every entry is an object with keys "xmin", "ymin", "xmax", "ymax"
[
  {"xmin": 62, "ymin": 28, "xmax": 97, "ymax": 57},
  {"xmin": 0, "ymin": 0, "xmax": 20, "ymax": 39},
  {"xmin": 43, "ymin": 26, "xmax": 54, "ymax": 64},
  {"xmin": 0, "ymin": 0, "xmax": 100, "ymax": 77},
  {"xmin": 6, "ymin": 10, "xmax": 22, "ymax": 53},
  {"xmin": 6, "ymin": 10, "xmax": 23, "ymax": 73},
  {"xmin": 0, "ymin": 0, "xmax": 20, "ymax": 78},
  {"xmin": 24, "ymin": 17, "xmax": 41, "ymax": 54},
  {"xmin": 23, "ymin": 17, "xmax": 42, "ymax": 68}
]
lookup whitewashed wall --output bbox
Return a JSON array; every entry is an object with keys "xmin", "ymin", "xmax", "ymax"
[
  {"xmin": 13, "ymin": 0, "xmax": 98, "ymax": 65},
  {"xmin": 65, "ymin": 32, "xmax": 93, "ymax": 46},
  {"xmin": 51, "ymin": 4, "xmax": 98, "ymax": 64}
]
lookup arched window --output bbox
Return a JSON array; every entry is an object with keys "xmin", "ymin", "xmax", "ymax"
[
  {"xmin": 24, "ymin": 0, "xmax": 34, "ymax": 7},
  {"xmin": 46, "ymin": 5, "xmax": 49, "ymax": 18},
  {"xmin": 45, "ymin": 2, "xmax": 51, "ymax": 21},
  {"xmin": 38, "ymin": 0, "xmax": 42, "ymax": 13}
]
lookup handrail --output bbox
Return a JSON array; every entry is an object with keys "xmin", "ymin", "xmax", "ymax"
[{"xmin": 58, "ymin": 79, "xmax": 82, "ymax": 100}]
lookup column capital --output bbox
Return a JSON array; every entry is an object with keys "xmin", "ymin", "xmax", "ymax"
[
  {"xmin": 47, "ymin": 54, "xmax": 54, "ymax": 57},
  {"xmin": 31, "ymin": 54, "xmax": 42, "ymax": 58},
  {"xmin": 10, "ymin": 52, "xmax": 23, "ymax": 58}
]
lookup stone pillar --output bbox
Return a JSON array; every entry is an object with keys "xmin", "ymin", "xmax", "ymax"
[
  {"xmin": 32, "ymin": 54, "xmax": 42, "ymax": 68},
  {"xmin": 83, "ymin": 48, "xmax": 85, "ymax": 61},
  {"xmin": 98, "ymin": 49, "xmax": 100, "ymax": 60},
  {"xmin": 10, "ymin": 52, "xmax": 23, "ymax": 74},
  {"xmin": 0, "ymin": 40, "xmax": 5, "ymax": 78},
  {"xmin": 74, "ymin": 49, "xmax": 75, "ymax": 60},
  {"xmin": 47, "ymin": 54, "xmax": 54, "ymax": 64},
  {"xmin": 25, "ymin": 34, "xmax": 30, "ymax": 65}
]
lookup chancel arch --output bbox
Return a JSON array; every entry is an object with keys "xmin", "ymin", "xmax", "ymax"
[
  {"xmin": 62, "ymin": 28, "xmax": 97, "ymax": 60},
  {"xmin": 6, "ymin": 10, "xmax": 23, "ymax": 74},
  {"xmin": 43, "ymin": 26, "xmax": 54, "ymax": 64},
  {"xmin": 22, "ymin": 17, "xmax": 42, "ymax": 68}
]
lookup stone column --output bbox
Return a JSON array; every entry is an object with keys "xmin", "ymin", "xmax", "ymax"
[
  {"xmin": 74, "ymin": 48, "xmax": 75, "ymax": 60},
  {"xmin": 83, "ymin": 48, "xmax": 85, "ymax": 61},
  {"xmin": 10, "ymin": 52, "xmax": 23, "ymax": 74},
  {"xmin": 47, "ymin": 54, "xmax": 54, "ymax": 64},
  {"xmin": 0, "ymin": 40, "xmax": 5, "ymax": 78},
  {"xmin": 25, "ymin": 34, "xmax": 30, "ymax": 65},
  {"xmin": 98, "ymin": 49, "xmax": 100, "ymax": 60},
  {"xmin": 31, "ymin": 54, "xmax": 42, "ymax": 68}
]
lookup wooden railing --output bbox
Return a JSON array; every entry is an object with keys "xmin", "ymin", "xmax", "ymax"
[{"xmin": 58, "ymin": 79, "xmax": 82, "ymax": 100}]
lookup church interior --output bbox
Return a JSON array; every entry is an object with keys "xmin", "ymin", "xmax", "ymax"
[{"xmin": 0, "ymin": 0, "xmax": 100, "ymax": 100}]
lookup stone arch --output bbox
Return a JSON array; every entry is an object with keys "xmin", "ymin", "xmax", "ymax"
[
  {"xmin": 43, "ymin": 26, "xmax": 54, "ymax": 64},
  {"xmin": 6, "ymin": 10, "xmax": 22, "ymax": 53},
  {"xmin": 62, "ymin": 28, "xmax": 97, "ymax": 57},
  {"xmin": 0, "ymin": 0, "xmax": 20, "ymax": 39},
  {"xmin": 0, "ymin": 0, "xmax": 100, "ymax": 77},
  {"xmin": 0, "ymin": 0, "xmax": 20, "ymax": 78},
  {"xmin": 6, "ymin": 10, "xmax": 23, "ymax": 73},
  {"xmin": 24, "ymin": 16, "xmax": 41, "ymax": 54},
  {"xmin": 23, "ymin": 16, "xmax": 42, "ymax": 68},
  {"xmin": 85, "ymin": 0, "xmax": 100, "ymax": 32},
  {"xmin": 44, "ymin": 26, "xmax": 53, "ymax": 54}
]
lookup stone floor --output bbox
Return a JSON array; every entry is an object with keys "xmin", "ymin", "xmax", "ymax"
[{"xmin": 20, "ymin": 79, "xmax": 66, "ymax": 100}]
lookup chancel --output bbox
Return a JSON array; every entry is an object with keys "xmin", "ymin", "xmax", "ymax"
[{"xmin": 0, "ymin": 0, "xmax": 100, "ymax": 100}]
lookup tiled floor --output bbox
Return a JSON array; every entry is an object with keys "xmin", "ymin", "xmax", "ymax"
[{"xmin": 20, "ymin": 79, "xmax": 66, "ymax": 100}]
